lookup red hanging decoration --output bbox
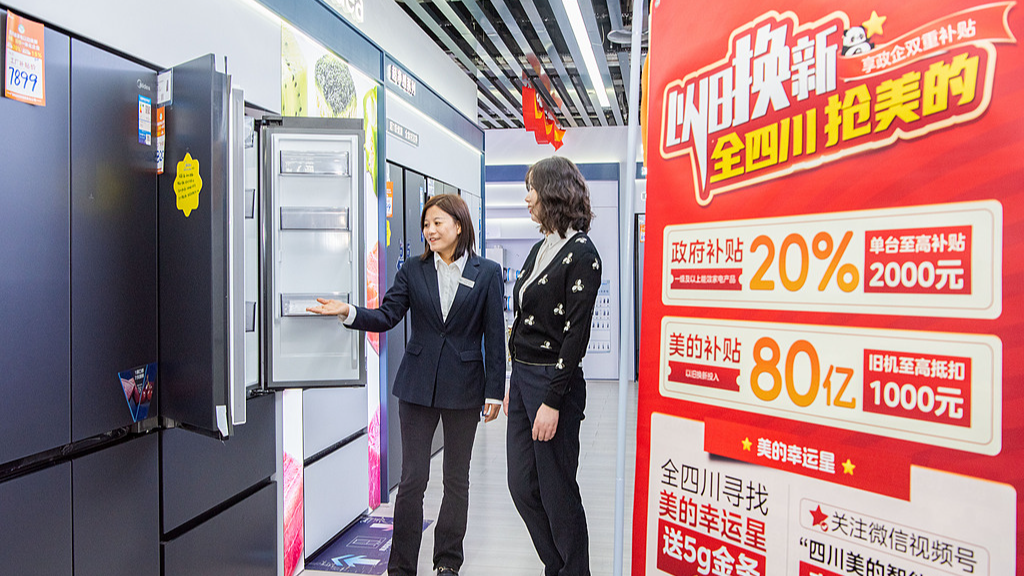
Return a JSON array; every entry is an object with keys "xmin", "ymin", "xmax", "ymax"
[{"xmin": 521, "ymin": 85, "xmax": 564, "ymax": 150}]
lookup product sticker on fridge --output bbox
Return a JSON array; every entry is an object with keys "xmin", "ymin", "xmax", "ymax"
[
  {"xmin": 117, "ymin": 363, "xmax": 156, "ymax": 422},
  {"xmin": 173, "ymin": 152, "xmax": 202, "ymax": 217}
]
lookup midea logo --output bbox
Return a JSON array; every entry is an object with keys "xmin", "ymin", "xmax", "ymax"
[{"xmin": 137, "ymin": 79, "xmax": 152, "ymax": 91}]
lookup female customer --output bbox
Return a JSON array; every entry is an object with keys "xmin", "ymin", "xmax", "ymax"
[
  {"xmin": 308, "ymin": 193, "xmax": 505, "ymax": 576},
  {"xmin": 505, "ymin": 157, "xmax": 601, "ymax": 576}
]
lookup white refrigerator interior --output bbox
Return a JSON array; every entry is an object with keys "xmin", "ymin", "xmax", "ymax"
[{"xmin": 270, "ymin": 133, "xmax": 362, "ymax": 384}]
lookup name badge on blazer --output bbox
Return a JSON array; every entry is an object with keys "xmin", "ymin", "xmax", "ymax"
[{"xmin": 458, "ymin": 277, "xmax": 475, "ymax": 288}]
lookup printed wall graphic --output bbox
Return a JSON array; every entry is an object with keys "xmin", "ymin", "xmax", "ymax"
[
  {"xmin": 283, "ymin": 389, "xmax": 305, "ymax": 576},
  {"xmin": 282, "ymin": 26, "xmax": 374, "ymax": 120},
  {"xmin": 363, "ymin": 84, "xmax": 382, "ymax": 507},
  {"xmin": 636, "ymin": 2, "xmax": 1022, "ymax": 574}
]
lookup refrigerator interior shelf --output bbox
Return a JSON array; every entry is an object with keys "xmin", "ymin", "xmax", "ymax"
[
  {"xmin": 281, "ymin": 292, "xmax": 350, "ymax": 317},
  {"xmin": 280, "ymin": 150, "xmax": 350, "ymax": 176},
  {"xmin": 280, "ymin": 207, "xmax": 350, "ymax": 230}
]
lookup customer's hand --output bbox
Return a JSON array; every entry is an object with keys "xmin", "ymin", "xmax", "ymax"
[
  {"xmin": 503, "ymin": 391, "xmax": 510, "ymax": 416},
  {"xmin": 307, "ymin": 298, "xmax": 350, "ymax": 318},
  {"xmin": 482, "ymin": 403, "xmax": 500, "ymax": 423},
  {"xmin": 532, "ymin": 404, "xmax": 559, "ymax": 442}
]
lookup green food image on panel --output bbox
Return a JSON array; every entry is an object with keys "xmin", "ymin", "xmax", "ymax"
[
  {"xmin": 282, "ymin": 29, "xmax": 307, "ymax": 116},
  {"xmin": 315, "ymin": 56, "xmax": 357, "ymax": 118}
]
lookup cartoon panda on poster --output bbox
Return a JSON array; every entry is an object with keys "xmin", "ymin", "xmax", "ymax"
[{"xmin": 841, "ymin": 25, "xmax": 873, "ymax": 55}]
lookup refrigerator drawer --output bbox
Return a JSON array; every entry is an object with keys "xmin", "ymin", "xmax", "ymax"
[
  {"xmin": 73, "ymin": 434, "xmax": 159, "ymax": 576},
  {"xmin": 163, "ymin": 482, "xmax": 277, "ymax": 576},
  {"xmin": 0, "ymin": 463, "xmax": 72, "ymax": 574},
  {"xmin": 304, "ymin": 434, "xmax": 369, "ymax": 557},
  {"xmin": 303, "ymin": 386, "xmax": 369, "ymax": 458},
  {"xmin": 161, "ymin": 393, "xmax": 276, "ymax": 533}
]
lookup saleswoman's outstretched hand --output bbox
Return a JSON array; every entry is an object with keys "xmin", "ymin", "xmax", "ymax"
[
  {"xmin": 532, "ymin": 404, "xmax": 559, "ymax": 442},
  {"xmin": 306, "ymin": 298, "xmax": 350, "ymax": 318}
]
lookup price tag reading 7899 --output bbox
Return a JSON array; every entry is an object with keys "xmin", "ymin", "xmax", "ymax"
[{"xmin": 661, "ymin": 201, "xmax": 1001, "ymax": 319}]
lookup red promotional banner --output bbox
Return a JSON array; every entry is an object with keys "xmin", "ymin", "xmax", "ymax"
[
  {"xmin": 635, "ymin": 1, "xmax": 1022, "ymax": 574},
  {"xmin": 703, "ymin": 418, "xmax": 912, "ymax": 499}
]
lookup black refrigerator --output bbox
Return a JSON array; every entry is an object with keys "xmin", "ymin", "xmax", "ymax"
[
  {"xmin": 0, "ymin": 28, "xmax": 162, "ymax": 575},
  {"xmin": 0, "ymin": 23, "xmax": 273, "ymax": 574}
]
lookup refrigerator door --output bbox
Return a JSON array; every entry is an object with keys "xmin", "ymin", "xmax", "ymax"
[
  {"xmin": 158, "ymin": 54, "xmax": 241, "ymax": 437},
  {"xmin": 404, "ymin": 169, "xmax": 427, "ymax": 282},
  {"xmin": 0, "ymin": 26, "xmax": 71, "ymax": 465},
  {"xmin": 70, "ymin": 39, "xmax": 159, "ymax": 441},
  {"xmin": 261, "ymin": 118, "xmax": 365, "ymax": 388}
]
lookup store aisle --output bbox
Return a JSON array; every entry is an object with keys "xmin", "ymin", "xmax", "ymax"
[{"xmin": 301, "ymin": 379, "xmax": 638, "ymax": 576}]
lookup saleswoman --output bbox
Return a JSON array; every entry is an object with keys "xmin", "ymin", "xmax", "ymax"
[
  {"xmin": 504, "ymin": 156, "xmax": 601, "ymax": 576},
  {"xmin": 309, "ymin": 193, "xmax": 505, "ymax": 576}
]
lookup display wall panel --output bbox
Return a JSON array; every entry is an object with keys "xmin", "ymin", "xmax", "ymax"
[
  {"xmin": 72, "ymin": 434, "xmax": 159, "ymax": 576},
  {"xmin": 163, "ymin": 482, "xmax": 277, "ymax": 576},
  {"xmin": 70, "ymin": 38, "xmax": 159, "ymax": 441},
  {"xmin": 0, "ymin": 26, "xmax": 71, "ymax": 465},
  {"xmin": 162, "ymin": 393, "xmax": 276, "ymax": 533},
  {"xmin": 0, "ymin": 463, "xmax": 72, "ymax": 574},
  {"xmin": 385, "ymin": 91, "xmax": 482, "ymax": 195}
]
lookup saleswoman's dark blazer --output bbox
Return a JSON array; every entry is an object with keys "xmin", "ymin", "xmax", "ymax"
[{"xmin": 348, "ymin": 253, "xmax": 505, "ymax": 409}]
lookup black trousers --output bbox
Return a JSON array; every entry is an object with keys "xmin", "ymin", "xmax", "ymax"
[
  {"xmin": 389, "ymin": 400, "xmax": 481, "ymax": 576},
  {"xmin": 507, "ymin": 361, "xmax": 590, "ymax": 576}
]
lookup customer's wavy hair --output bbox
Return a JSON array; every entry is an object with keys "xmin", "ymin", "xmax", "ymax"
[{"xmin": 525, "ymin": 156, "xmax": 595, "ymax": 236}]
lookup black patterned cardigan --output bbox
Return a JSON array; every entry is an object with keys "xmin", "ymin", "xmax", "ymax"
[{"xmin": 509, "ymin": 232, "xmax": 602, "ymax": 409}]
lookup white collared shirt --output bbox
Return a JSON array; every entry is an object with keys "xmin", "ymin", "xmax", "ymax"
[
  {"xmin": 519, "ymin": 228, "xmax": 577, "ymax": 304},
  {"xmin": 434, "ymin": 251, "xmax": 468, "ymax": 322}
]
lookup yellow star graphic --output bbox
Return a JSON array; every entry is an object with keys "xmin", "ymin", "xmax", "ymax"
[
  {"xmin": 742, "ymin": 437, "xmax": 752, "ymax": 451},
  {"xmin": 842, "ymin": 459, "xmax": 856, "ymax": 475},
  {"xmin": 862, "ymin": 10, "xmax": 886, "ymax": 38}
]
